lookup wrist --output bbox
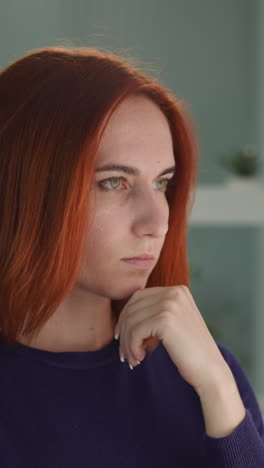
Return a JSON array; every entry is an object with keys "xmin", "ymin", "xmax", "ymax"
[
  {"xmin": 195, "ymin": 362, "xmax": 235, "ymax": 398},
  {"xmin": 195, "ymin": 367, "xmax": 246, "ymax": 438}
]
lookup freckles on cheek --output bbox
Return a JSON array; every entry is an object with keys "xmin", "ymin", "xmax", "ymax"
[
  {"xmin": 90, "ymin": 200, "xmax": 127, "ymax": 238},
  {"xmin": 98, "ymin": 204, "xmax": 123, "ymax": 225}
]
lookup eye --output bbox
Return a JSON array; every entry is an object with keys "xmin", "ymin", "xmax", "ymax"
[
  {"xmin": 98, "ymin": 176, "xmax": 127, "ymax": 191},
  {"xmin": 97, "ymin": 176, "xmax": 174, "ymax": 192}
]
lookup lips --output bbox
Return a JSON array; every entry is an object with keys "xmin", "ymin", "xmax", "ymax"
[
  {"xmin": 121, "ymin": 257, "xmax": 155, "ymax": 269},
  {"xmin": 123, "ymin": 255, "xmax": 154, "ymax": 260}
]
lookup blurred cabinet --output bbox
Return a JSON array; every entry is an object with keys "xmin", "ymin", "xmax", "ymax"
[{"xmin": 188, "ymin": 181, "xmax": 264, "ymax": 399}]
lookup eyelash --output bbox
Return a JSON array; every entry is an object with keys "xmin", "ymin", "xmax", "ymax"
[{"xmin": 98, "ymin": 176, "xmax": 173, "ymax": 193}]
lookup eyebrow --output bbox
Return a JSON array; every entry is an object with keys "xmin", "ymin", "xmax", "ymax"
[{"xmin": 95, "ymin": 164, "xmax": 176, "ymax": 177}]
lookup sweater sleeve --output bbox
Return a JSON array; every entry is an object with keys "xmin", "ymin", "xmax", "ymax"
[{"xmin": 202, "ymin": 343, "xmax": 264, "ymax": 467}]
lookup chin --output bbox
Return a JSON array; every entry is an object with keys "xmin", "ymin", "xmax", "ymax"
[{"xmin": 111, "ymin": 282, "xmax": 148, "ymax": 301}]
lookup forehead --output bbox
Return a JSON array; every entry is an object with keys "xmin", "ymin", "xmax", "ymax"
[{"xmin": 97, "ymin": 95, "xmax": 175, "ymax": 165}]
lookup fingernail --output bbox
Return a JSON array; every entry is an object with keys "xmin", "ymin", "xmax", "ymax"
[
  {"xmin": 114, "ymin": 332, "xmax": 119, "ymax": 340},
  {"xmin": 120, "ymin": 353, "xmax": 125, "ymax": 363},
  {"xmin": 129, "ymin": 363, "xmax": 134, "ymax": 370},
  {"xmin": 136, "ymin": 360, "xmax": 141, "ymax": 365}
]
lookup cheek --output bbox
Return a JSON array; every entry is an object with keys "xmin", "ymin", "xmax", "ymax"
[{"xmin": 84, "ymin": 211, "xmax": 125, "ymax": 256}]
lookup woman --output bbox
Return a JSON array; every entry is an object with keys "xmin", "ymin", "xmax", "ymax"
[{"xmin": 0, "ymin": 45, "xmax": 263, "ymax": 467}]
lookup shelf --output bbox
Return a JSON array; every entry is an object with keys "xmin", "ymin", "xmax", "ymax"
[{"xmin": 189, "ymin": 182, "xmax": 264, "ymax": 226}]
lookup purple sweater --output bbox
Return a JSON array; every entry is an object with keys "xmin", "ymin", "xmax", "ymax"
[{"xmin": 0, "ymin": 333, "xmax": 263, "ymax": 467}]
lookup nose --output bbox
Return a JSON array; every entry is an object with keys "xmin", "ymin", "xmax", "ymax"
[{"xmin": 131, "ymin": 189, "xmax": 169, "ymax": 238}]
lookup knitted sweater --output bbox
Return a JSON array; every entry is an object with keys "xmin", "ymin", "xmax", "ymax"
[{"xmin": 0, "ymin": 334, "xmax": 263, "ymax": 467}]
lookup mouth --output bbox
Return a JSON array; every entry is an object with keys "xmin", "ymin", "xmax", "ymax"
[
  {"xmin": 121, "ymin": 258, "xmax": 155, "ymax": 269},
  {"xmin": 122, "ymin": 254, "xmax": 155, "ymax": 260}
]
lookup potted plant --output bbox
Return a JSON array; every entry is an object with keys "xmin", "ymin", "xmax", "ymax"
[{"xmin": 217, "ymin": 144, "xmax": 262, "ymax": 187}]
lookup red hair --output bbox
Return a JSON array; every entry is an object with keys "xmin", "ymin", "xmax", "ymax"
[{"xmin": 0, "ymin": 46, "xmax": 200, "ymax": 351}]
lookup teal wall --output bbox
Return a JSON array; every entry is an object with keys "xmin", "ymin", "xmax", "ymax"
[
  {"xmin": 0, "ymin": 1, "xmax": 260, "ymax": 388},
  {"xmin": 62, "ymin": 0, "xmax": 258, "ymax": 185}
]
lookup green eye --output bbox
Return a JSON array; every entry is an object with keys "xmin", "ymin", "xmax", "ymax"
[
  {"xmin": 98, "ymin": 176, "xmax": 125, "ymax": 190},
  {"xmin": 98, "ymin": 176, "xmax": 173, "ymax": 192}
]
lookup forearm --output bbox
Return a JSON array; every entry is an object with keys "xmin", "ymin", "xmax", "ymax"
[{"xmin": 197, "ymin": 367, "xmax": 247, "ymax": 438}]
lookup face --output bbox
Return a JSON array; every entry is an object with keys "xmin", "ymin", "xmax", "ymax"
[{"xmin": 77, "ymin": 94, "xmax": 176, "ymax": 301}]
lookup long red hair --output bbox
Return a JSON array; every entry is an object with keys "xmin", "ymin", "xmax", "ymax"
[{"xmin": 0, "ymin": 46, "xmax": 200, "ymax": 350}]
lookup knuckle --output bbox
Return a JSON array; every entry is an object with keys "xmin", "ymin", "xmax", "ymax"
[
  {"xmin": 167, "ymin": 288, "xmax": 178, "ymax": 300},
  {"xmin": 179, "ymin": 285, "xmax": 189, "ymax": 293},
  {"xmin": 171, "ymin": 285, "xmax": 188, "ymax": 300},
  {"xmin": 160, "ymin": 309, "xmax": 174, "ymax": 324},
  {"xmin": 162, "ymin": 297, "xmax": 174, "ymax": 311}
]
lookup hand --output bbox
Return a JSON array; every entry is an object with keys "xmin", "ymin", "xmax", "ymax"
[{"xmin": 114, "ymin": 285, "xmax": 230, "ymax": 395}]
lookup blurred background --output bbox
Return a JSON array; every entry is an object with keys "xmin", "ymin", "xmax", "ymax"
[{"xmin": 0, "ymin": 0, "xmax": 264, "ymax": 410}]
